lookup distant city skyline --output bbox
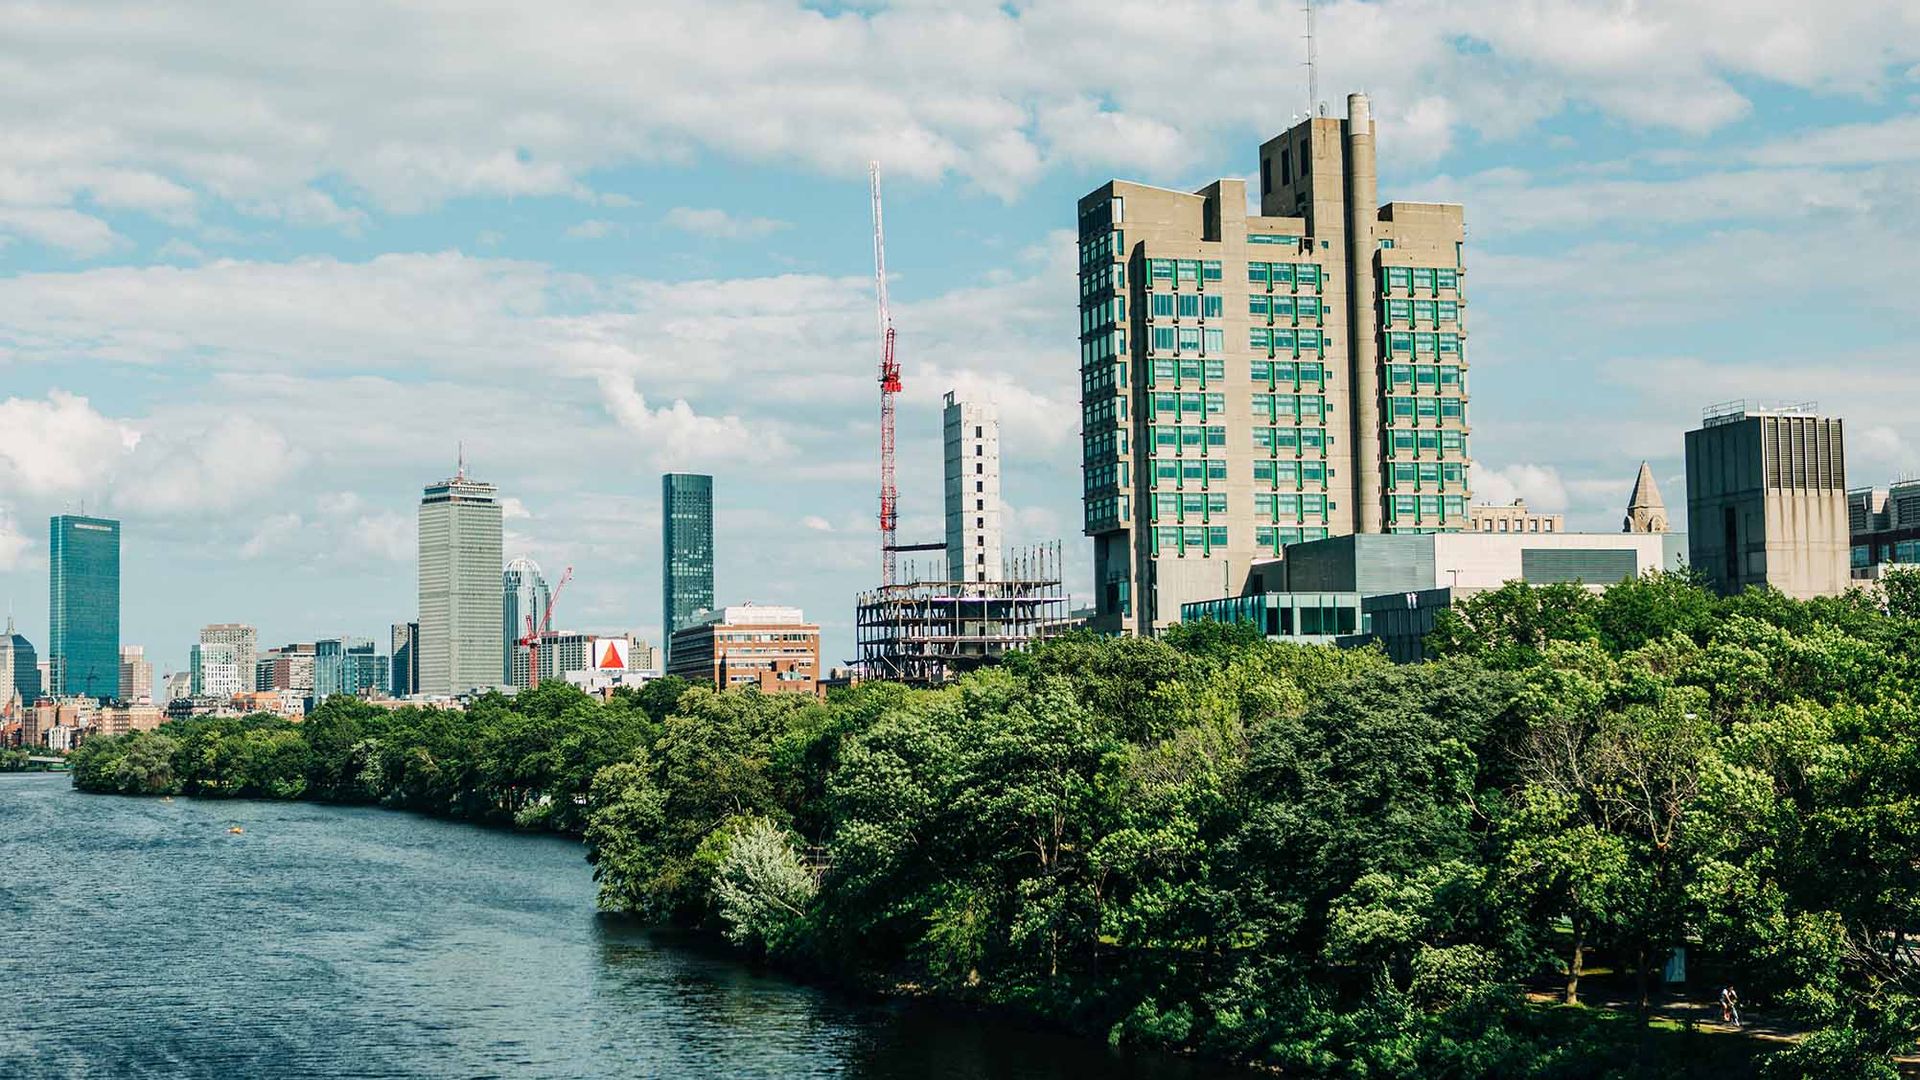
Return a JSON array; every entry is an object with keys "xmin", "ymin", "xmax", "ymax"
[{"xmin": 5, "ymin": 3, "xmax": 1920, "ymax": 666}]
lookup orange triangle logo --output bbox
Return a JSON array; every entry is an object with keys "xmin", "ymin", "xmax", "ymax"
[{"xmin": 599, "ymin": 642, "xmax": 623, "ymax": 668}]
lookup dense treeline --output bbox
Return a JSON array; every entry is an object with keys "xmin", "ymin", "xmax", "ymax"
[{"xmin": 70, "ymin": 571, "xmax": 1920, "ymax": 1078}]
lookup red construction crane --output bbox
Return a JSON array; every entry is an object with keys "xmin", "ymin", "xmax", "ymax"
[
  {"xmin": 516, "ymin": 565, "xmax": 572, "ymax": 688},
  {"xmin": 870, "ymin": 162, "xmax": 901, "ymax": 587}
]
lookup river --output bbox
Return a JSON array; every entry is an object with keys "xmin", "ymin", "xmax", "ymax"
[{"xmin": 0, "ymin": 774, "xmax": 1253, "ymax": 1079}]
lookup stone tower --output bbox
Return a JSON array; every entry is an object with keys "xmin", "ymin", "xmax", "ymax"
[{"xmin": 1623, "ymin": 461, "xmax": 1670, "ymax": 533}]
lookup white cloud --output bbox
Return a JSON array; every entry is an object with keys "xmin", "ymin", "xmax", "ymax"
[
  {"xmin": 596, "ymin": 372, "xmax": 780, "ymax": 467},
  {"xmin": 0, "ymin": 392, "xmax": 140, "ymax": 496},
  {"xmin": 117, "ymin": 416, "xmax": 300, "ymax": 514},
  {"xmin": 1471, "ymin": 463, "xmax": 1570, "ymax": 512},
  {"xmin": 801, "ymin": 515, "xmax": 833, "ymax": 532},
  {"xmin": 240, "ymin": 512, "xmax": 305, "ymax": 559},
  {"xmin": 663, "ymin": 207, "xmax": 790, "ymax": 240},
  {"xmin": 565, "ymin": 218, "xmax": 622, "ymax": 240},
  {"xmin": 0, "ymin": 509, "xmax": 31, "ymax": 571}
]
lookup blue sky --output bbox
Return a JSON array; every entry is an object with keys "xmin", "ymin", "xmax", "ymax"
[{"xmin": 4, "ymin": 0, "xmax": 1920, "ymax": 674}]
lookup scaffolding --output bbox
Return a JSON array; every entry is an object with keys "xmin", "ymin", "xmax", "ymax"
[{"xmin": 855, "ymin": 542, "xmax": 1070, "ymax": 685}]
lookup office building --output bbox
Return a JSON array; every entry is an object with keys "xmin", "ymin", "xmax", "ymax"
[
  {"xmin": 944, "ymin": 393, "xmax": 1004, "ymax": 583},
  {"xmin": 663, "ymin": 473, "xmax": 715, "ymax": 662},
  {"xmin": 1078, "ymin": 92, "xmax": 1470, "ymax": 635},
  {"xmin": 190, "ymin": 642, "xmax": 244, "ymax": 700},
  {"xmin": 1685, "ymin": 403, "xmax": 1849, "ymax": 599},
  {"xmin": 0, "ymin": 616, "xmax": 41, "ymax": 714},
  {"xmin": 419, "ymin": 461, "xmax": 505, "ymax": 695},
  {"xmin": 1184, "ymin": 529, "xmax": 1687, "ymax": 662},
  {"xmin": 1468, "ymin": 499, "xmax": 1562, "ymax": 535},
  {"xmin": 118, "ymin": 645, "xmax": 152, "ymax": 704},
  {"xmin": 502, "ymin": 557, "xmax": 550, "ymax": 689},
  {"xmin": 668, "ymin": 604, "xmax": 819, "ymax": 695},
  {"xmin": 1846, "ymin": 478, "xmax": 1920, "ymax": 579},
  {"xmin": 1623, "ymin": 461, "xmax": 1672, "ymax": 534},
  {"xmin": 257, "ymin": 643, "xmax": 316, "ymax": 693},
  {"xmin": 390, "ymin": 622, "xmax": 419, "ymax": 697},
  {"xmin": 163, "ymin": 670, "xmax": 193, "ymax": 702},
  {"xmin": 314, "ymin": 637, "xmax": 388, "ymax": 701},
  {"xmin": 198, "ymin": 624, "xmax": 258, "ymax": 692},
  {"xmin": 48, "ymin": 514, "xmax": 120, "ymax": 699},
  {"xmin": 1850, "ymin": 487, "xmax": 1891, "ymax": 535}
]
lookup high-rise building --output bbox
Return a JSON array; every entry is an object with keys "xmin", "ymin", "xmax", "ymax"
[
  {"xmin": 190, "ymin": 641, "xmax": 243, "ymax": 700},
  {"xmin": 419, "ymin": 461, "xmax": 504, "ymax": 696},
  {"xmin": 257, "ymin": 643, "xmax": 316, "ymax": 693},
  {"xmin": 502, "ymin": 556, "xmax": 550, "ymax": 688},
  {"xmin": 197, "ymin": 624, "xmax": 257, "ymax": 692},
  {"xmin": 944, "ymin": 393, "xmax": 1003, "ymax": 583},
  {"xmin": 314, "ymin": 636, "xmax": 388, "ymax": 701},
  {"xmin": 390, "ymin": 622, "xmax": 419, "ymax": 697},
  {"xmin": 0, "ymin": 616, "xmax": 42, "ymax": 714},
  {"xmin": 48, "ymin": 514, "xmax": 120, "ymax": 699},
  {"xmin": 118, "ymin": 645, "xmax": 153, "ymax": 704},
  {"xmin": 662, "ymin": 473, "xmax": 715, "ymax": 664},
  {"xmin": 1077, "ymin": 92, "xmax": 1470, "ymax": 635},
  {"xmin": 1685, "ymin": 403, "xmax": 1849, "ymax": 598},
  {"xmin": 1623, "ymin": 461, "xmax": 1671, "ymax": 534}
]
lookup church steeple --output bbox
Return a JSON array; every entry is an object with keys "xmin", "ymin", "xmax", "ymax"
[{"xmin": 1624, "ymin": 461, "xmax": 1669, "ymax": 533}]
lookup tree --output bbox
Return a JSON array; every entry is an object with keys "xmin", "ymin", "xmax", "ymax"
[{"xmin": 713, "ymin": 816, "xmax": 817, "ymax": 955}]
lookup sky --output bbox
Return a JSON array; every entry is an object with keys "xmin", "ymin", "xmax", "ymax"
[{"xmin": 5, "ymin": 0, "xmax": 1920, "ymax": 674}]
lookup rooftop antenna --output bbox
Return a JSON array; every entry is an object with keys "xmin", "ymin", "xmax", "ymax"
[
  {"xmin": 1303, "ymin": 0, "xmax": 1319, "ymax": 117},
  {"xmin": 457, "ymin": 441, "xmax": 466, "ymax": 481}
]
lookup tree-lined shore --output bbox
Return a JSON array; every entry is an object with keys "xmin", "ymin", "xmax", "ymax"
[{"xmin": 70, "ymin": 571, "xmax": 1920, "ymax": 1078}]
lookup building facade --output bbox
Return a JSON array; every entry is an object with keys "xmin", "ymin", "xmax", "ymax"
[
  {"xmin": 163, "ymin": 671, "xmax": 193, "ymax": 703},
  {"xmin": 502, "ymin": 556, "xmax": 550, "ymax": 689},
  {"xmin": 1685, "ymin": 404, "xmax": 1849, "ymax": 599},
  {"xmin": 1079, "ymin": 92, "xmax": 1470, "ymax": 635},
  {"xmin": 48, "ymin": 514, "xmax": 120, "ymax": 699},
  {"xmin": 117, "ymin": 645, "xmax": 152, "ymax": 704},
  {"xmin": 190, "ymin": 641, "xmax": 244, "ymax": 700},
  {"xmin": 390, "ymin": 622, "xmax": 419, "ymax": 697},
  {"xmin": 1468, "ymin": 499, "xmax": 1562, "ymax": 535},
  {"xmin": 419, "ymin": 464, "xmax": 504, "ymax": 695},
  {"xmin": 257, "ymin": 643, "xmax": 316, "ymax": 693},
  {"xmin": 314, "ymin": 637, "xmax": 388, "ymax": 701},
  {"xmin": 662, "ymin": 473, "xmax": 715, "ymax": 662},
  {"xmin": 667, "ymin": 605, "xmax": 819, "ymax": 695},
  {"xmin": 944, "ymin": 393, "xmax": 1004, "ymax": 583},
  {"xmin": 198, "ymin": 624, "xmax": 258, "ymax": 693},
  {"xmin": 0, "ymin": 616, "xmax": 41, "ymax": 714}
]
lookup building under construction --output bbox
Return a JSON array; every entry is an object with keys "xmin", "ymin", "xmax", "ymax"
[{"xmin": 855, "ymin": 543, "xmax": 1070, "ymax": 685}]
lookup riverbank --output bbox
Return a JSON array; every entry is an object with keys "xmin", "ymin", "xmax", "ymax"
[{"xmin": 64, "ymin": 581, "xmax": 1920, "ymax": 1078}]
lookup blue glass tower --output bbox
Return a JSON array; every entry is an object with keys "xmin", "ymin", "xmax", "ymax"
[
  {"xmin": 662, "ymin": 474, "xmax": 715, "ymax": 665},
  {"xmin": 48, "ymin": 514, "xmax": 121, "ymax": 700}
]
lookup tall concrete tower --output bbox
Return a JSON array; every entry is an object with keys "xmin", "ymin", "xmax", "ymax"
[
  {"xmin": 944, "ymin": 392, "xmax": 1003, "ymax": 583},
  {"xmin": 418, "ymin": 460, "xmax": 504, "ymax": 695},
  {"xmin": 1685, "ymin": 404, "xmax": 1848, "ymax": 599}
]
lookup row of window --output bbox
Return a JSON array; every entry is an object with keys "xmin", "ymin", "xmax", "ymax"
[
  {"xmin": 1252, "ymin": 393, "xmax": 1331, "ymax": 424},
  {"xmin": 1149, "ymin": 292, "xmax": 1225, "ymax": 320},
  {"xmin": 1255, "ymin": 426, "xmax": 1331, "ymax": 456},
  {"xmin": 1386, "ymin": 396, "xmax": 1467, "ymax": 423},
  {"xmin": 1389, "ymin": 461, "xmax": 1467, "ymax": 488},
  {"xmin": 1147, "ymin": 259, "xmax": 1225, "ymax": 283},
  {"xmin": 1081, "ymin": 360, "xmax": 1125, "ymax": 396},
  {"xmin": 1153, "ymin": 526, "xmax": 1230, "ymax": 555},
  {"xmin": 1148, "ymin": 391, "xmax": 1226, "ymax": 420},
  {"xmin": 1256, "ymin": 525, "xmax": 1332, "ymax": 553},
  {"xmin": 1081, "ymin": 296, "xmax": 1125, "ymax": 335},
  {"xmin": 1256, "ymin": 493, "xmax": 1332, "ymax": 523},
  {"xmin": 1252, "ymin": 360, "xmax": 1329, "ymax": 388},
  {"xmin": 1148, "ymin": 425, "xmax": 1230, "ymax": 452},
  {"xmin": 1249, "ymin": 262, "xmax": 1324, "ymax": 290},
  {"xmin": 1084, "ymin": 460, "xmax": 1129, "ymax": 493},
  {"xmin": 1151, "ymin": 458, "xmax": 1229, "ymax": 488},
  {"xmin": 1382, "ymin": 266, "xmax": 1459, "ymax": 294},
  {"xmin": 1083, "ymin": 394, "xmax": 1125, "ymax": 429},
  {"xmin": 1256, "ymin": 459, "xmax": 1331, "ymax": 489},
  {"xmin": 1079, "ymin": 230, "xmax": 1123, "ymax": 268},
  {"xmin": 1080, "ymin": 329, "xmax": 1125, "ymax": 366},
  {"xmin": 1151, "ymin": 491, "xmax": 1229, "ymax": 522},
  {"xmin": 1085, "ymin": 493, "xmax": 1130, "ymax": 530},
  {"xmin": 1079, "ymin": 263, "xmax": 1124, "ymax": 300},
  {"xmin": 1083, "ymin": 427, "xmax": 1128, "ymax": 461},
  {"xmin": 1250, "ymin": 327, "xmax": 1330, "ymax": 356},
  {"xmin": 1384, "ymin": 298, "xmax": 1459, "ymax": 327},
  {"xmin": 1387, "ymin": 429, "xmax": 1469, "ymax": 458},
  {"xmin": 1386, "ymin": 364, "xmax": 1463, "ymax": 390},
  {"xmin": 1247, "ymin": 233, "xmax": 1301, "ymax": 246},
  {"xmin": 1150, "ymin": 326, "xmax": 1226, "ymax": 355},
  {"xmin": 1250, "ymin": 295, "xmax": 1325, "ymax": 324},
  {"xmin": 1384, "ymin": 331, "xmax": 1462, "ymax": 358},
  {"xmin": 1387, "ymin": 495, "xmax": 1467, "ymax": 523},
  {"xmin": 1147, "ymin": 358, "xmax": 1227, "ymax": 387}
]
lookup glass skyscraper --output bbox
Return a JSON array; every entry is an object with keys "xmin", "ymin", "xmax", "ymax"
[
  {"xmin": 48, "ymin": 514, "xmax": 120, "ymax": 700},
  {"xmin": 502, "ymin": 556, "xmax": 550, "ymax": 688},
  {"xmin": 662, "ymin": 473, "xmax": 715, "ymax": 665}
]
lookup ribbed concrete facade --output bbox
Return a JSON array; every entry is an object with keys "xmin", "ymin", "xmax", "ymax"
[
  {"xmin": 1685, "ymin": 406, "xmax": 1850, "ymax": 599},
  {"xmin": 1078, "ymin": 93, "xmax": 1471, "ymax": 634}
]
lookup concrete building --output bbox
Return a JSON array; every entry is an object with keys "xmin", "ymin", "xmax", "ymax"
[
  {"xmin": 668, "ymin": 604, "xmax": 820, "ymax": 695},
  {"xmin": 1079, "ymin": 92, "xmax": 1470, "ymax": 635},
  {"xmin": 856, "ymin": 544, "xmax": 1070, "ymax": 686},
  {"xmin": 0, "ymin": 616, "xmax": 41, "ymax": 715},
  {"xmin": 502, "ymin": 556, "xmax": 550, "ymax": 688},
  {"xmin": 419, "ymin": 461, "xmax": 505, "ymax": 695},
  {"xmin": 1183, "ymin": 530, "xmax": 1687, "ymax": 662},
  {"xmin": 314, "ymin": 637, "xmax": 387, "ymax": 701},
  {"xmin": 163, "ymin": 670, "xmax": 193, "ymax": 703},
  {"xmin": 257, "ymin": 643, "xmax": 316, "ymax": 693},
  {"xmin": 1469, "ymin": 499, "xmax": 1562, "ymax": 535},
  {"xmin": 662, "ymin": 473, "xmax": 716, "ymax": 665},
  {"xmin": 197, "ymin": 624, "xmax": 257, "ymax": 694},
  {"xmin": 1623, "ymin": 461, "xmax": 1672, "ymax": 534},
  {"xmin": 94, "ymin": 703, "xmax": 163, "ymax": 737},
  {"xmin": 1685, "ymin": 403, "xmax": 1849, "ymax": 599},
  {"xmin": 390, "ymin": 622, "xmax": 419, "ymax": 697},
  {"xmin": 944, "ymin": 392, "xmax": 1004, "ymax": 583},
  {"xmin": 48, "ymin": 514, "xmax": 120, "ymax": 699},
  {"xmin": 117, "ymin": 645, "xmax": 152, "ymax": 704},
  {"xmin": 190, "ymin": 641, "xmax": 244, "ymax": 700}
]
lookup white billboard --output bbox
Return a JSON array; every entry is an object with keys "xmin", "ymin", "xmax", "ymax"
[{"xmin": 591, "ymin": 637, "xmax": 631, "ymax": 671}]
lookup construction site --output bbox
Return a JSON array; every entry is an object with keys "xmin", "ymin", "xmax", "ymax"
[{"xmin": 855, "ymin": 544, "xmax": 1071, "ymax": 685}]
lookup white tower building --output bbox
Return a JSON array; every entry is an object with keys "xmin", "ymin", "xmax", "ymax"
[
  {"xmin": 944, "ymin": 392, "xmax": 1003, "ymax": 583},
  {"xmin": 419, "ymin": 459, "xmax": 505, "ymax": 696}
]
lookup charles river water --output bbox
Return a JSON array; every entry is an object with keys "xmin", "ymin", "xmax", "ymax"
[{"xmin": 0, "ymin": 774, "xmax": 1255, "ymax": 1079}]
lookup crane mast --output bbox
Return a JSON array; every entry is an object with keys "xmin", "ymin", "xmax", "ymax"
[
  {"xmin": 870, "ymin": 162, "xmax": 901, "ymax": 587},
  {"xmin": 517, "ymin": 565, "xmax": 572, "ymax": 688}
]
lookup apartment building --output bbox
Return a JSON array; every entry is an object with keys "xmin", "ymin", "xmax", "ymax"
[
  {"xmin": 1078, "ymin": 92, "xmax": 1470, "ymax": 634},
  {"xmin": 667, "ymin": 604, "xmax": 820, "ymax": 696}
]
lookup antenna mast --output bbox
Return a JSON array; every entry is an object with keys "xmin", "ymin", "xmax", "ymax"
[
  {"xmin": 870, "ymin": 162, "xmax": 901, "ymax": 587},
  {"xmin": 1304, "ymin": 0, "xmax": 1319, "ymax": 116}
]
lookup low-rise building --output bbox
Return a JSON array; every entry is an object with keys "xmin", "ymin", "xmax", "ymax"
[
  {"xmin": 1468, "ymin": 498, "xmax": 1563, "ymax": 536},
  {"xmin": 668, "ymin": 604, "xmax": 820, "ymax": 696}
]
